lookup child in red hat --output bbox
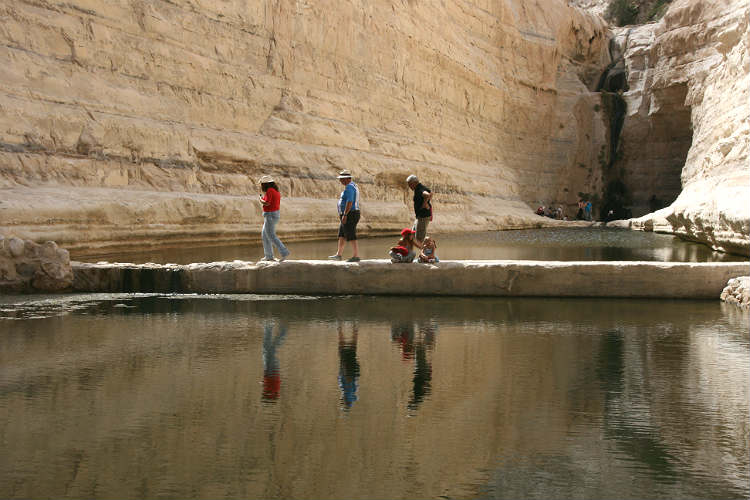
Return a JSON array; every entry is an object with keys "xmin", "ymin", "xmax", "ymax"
[{"xmin": 389, "ymin": 228, "xmax": 420, "ymax": 263}]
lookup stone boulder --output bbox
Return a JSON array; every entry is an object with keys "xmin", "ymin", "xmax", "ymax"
[
  {"xmin": 0, "ymin": 235, "xmax": 73, "ymax": 293},
  {"xmin": 720, "ymin": 276, "xmax": 750, "ymax": 309}
]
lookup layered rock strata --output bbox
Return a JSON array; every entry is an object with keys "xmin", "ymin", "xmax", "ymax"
[
  {"xmin": 71, "ymin": 259, "xmax": 747, "ymax": 298},
  {"xmin": 0, "ymin": 0, "xmax": 611, "ymax": 253},
  {"xmin": 0, "ymin": 235, "xmax": 73, "ymax": 292},
  {"xmin": 614, "ymin": 0, "xmax": 749, "ymax": 255}
]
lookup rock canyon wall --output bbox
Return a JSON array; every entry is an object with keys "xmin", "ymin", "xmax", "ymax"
[
  {"xmin": 615, "ymin": 0, "xmax": 749, "ymax": 255},
  {"xmin": 0, "ymin": 0, "xmax": 610, "ymax": 254},
  {"xmin": 0, "ymin": 0, "xmax": 747, "ymax": 256}
]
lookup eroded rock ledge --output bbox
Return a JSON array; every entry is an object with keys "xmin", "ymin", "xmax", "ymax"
[
  {"xmin": 721, "ymin": 276, "xmax": 750, "ymax": 308},
  {"xmin": 72, "ymin": 260, "xmax": 747, "ymax": 299},
  {"xmin": 0, "ymin": 236, "xmax": 73, "ymax": 293}
]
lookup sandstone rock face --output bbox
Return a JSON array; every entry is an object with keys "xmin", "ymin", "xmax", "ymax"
[
  {"xmin": 1, "ymin": 0, "xmax": 746, "ymax": 257},
  {"xmin": 721, "ymin": 276, "xmax": 750, "ymax": 308},
  {"xmin": 0, "ymin": 235, "xmax": 73, "ymax": 292},
  {"xmin": 0, "ymin": 0, "xmax": 610, "ymax": 254},
  {"xmin": 616, "ymin": 0, "xmax": 749, "ymax": 255}
]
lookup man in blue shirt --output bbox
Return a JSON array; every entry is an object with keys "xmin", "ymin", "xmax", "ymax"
[{"xmin": 329, "ymin": 170, "xmax": 361, "ymax": 262}]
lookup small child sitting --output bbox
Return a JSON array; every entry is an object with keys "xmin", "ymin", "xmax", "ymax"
[
  {"xmin": 389, "ymin": 228, "xmax": 419, "ymax": 263},
  {"xmin": 418, "ymin": 236, "xmax": 439, "ymax": 263}
]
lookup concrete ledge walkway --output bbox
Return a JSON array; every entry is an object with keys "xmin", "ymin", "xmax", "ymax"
[{"xmin": 72, "ymin": 260, "xmax": 750, "ymax": 299}]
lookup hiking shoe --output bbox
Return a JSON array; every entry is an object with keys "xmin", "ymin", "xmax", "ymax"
[
  {"xmin": 346, "ymin": 256, "xmax": 361, "ymax": 262},
  {"xmin": 279, "ymin": 251, "xmax": 290, "ymax": 262},
  {"xmin": 328, "ymin": 254, "xmax": 342, "ymax": 261},
  {"xmin": 259, "ymin": 257, "xmax": 276, "ymax": 262}
]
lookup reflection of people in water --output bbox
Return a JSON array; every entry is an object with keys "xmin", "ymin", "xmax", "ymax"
[
  {"xmin": 409, "ymin": 322, "xmax": 435, "ymax": 410},
  {"xmin": 391, "ymin": 321, "xmax": 416, "ymax": 360},
  {"xmin": 391, "ymin": 321, "xmax": 436, "ymax": 411},
  {"xmin": 338, "ymin": 323, "xmax": 360, "ymax": 409},
  {"xmin": 262, "ymin": 320, "xmax": 287, "ymax": 402}
]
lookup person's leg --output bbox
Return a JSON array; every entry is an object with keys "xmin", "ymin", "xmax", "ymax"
[
  {"xmin": 415, "ymin": 217, "xmax": 429, "ymax": 243},
  {"xmin": 347, "ymin": 211, "xmax": 360, "ymax": 259},
  {"xmin": 330, "ymin": 220, "xmax": 346, "ymax": 259},
  {"xmin": 266, "ymin": 212, "xmax": 289, "ymax": 257},
  {"xmin": 261, "ymin": 213, "xmax": 274, "ymax": 259}
]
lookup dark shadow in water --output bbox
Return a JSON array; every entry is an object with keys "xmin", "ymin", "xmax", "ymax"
[
  {"xmin": 338, "ymin": 322, "xmax": 360, "ymax": 410},
  {"xmin": 596, "ymin": 328, "xmax": 679, "ymax": 481}
]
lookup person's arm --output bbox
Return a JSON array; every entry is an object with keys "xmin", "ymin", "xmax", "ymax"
[
  {"xmin": 259, "ymin": 189, "xmax": 273, "ymax": 207},
  {"xmin": 421, "ymin": 190, "xmax": 431, "ymax": 209},
  {"xmin": 341, "ymin": 201, "xmax": 353, "ymax": 222}
]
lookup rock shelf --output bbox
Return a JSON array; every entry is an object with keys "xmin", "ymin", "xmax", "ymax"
[{"xmin": 72, "ymin": 260, "xmax": 749, "ymax": 299}]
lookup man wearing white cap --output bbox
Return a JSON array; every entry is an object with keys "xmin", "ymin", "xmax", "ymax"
[
  {"xmin": 406, "ymin": 174, "xmax": 432, "ymax": 244},
  {"xmin": 329, "ymin": 170, "xmax": 361, "ymax": 262}
]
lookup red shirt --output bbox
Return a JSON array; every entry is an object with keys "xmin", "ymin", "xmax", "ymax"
[{"xmin": 262, "ymin": 187, "xmax": 281, "ymax": 212}]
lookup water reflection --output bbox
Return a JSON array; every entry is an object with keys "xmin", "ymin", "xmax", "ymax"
[
  {"xmin": 262, "ymin": 321, "xmax": 286, "ymax": 402},
  {"xmin": 0, "ymin": 295, "xmax": 748, "ymax": 499},
  {"xmin": 390, "ymin": 321, "xmax": 436, "ymax": 412},
  {"xmin": 71, "ymin": 228, "xmax": 747, "ymax": 264},
  {"xmin": 596, "ymin": 328, "xmax": 679, "ymax": 481},
  {"xmin": 338, "ymin": 322, "xmax": 360, "ymax": 410}
]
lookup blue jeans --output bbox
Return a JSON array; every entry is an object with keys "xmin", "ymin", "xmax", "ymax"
[{"xmin": 262, "ymin": 211, "xmax": 289, "ymax": 259}]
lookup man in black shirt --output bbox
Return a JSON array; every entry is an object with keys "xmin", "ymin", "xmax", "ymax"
[{"xmin": 406, "ymin": 174, "xmax": 432, "ymax": 244}]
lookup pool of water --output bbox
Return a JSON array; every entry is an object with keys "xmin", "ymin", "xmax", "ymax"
[
  {"xmin": 72, "ymin": 228, "xmax": 746, "ymax": 264},
  {"xmin": 1, "ymin": 294, "xmax": 748, "ymax": 499}
]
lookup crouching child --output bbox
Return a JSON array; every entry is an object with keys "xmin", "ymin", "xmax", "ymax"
[{"xmin": 389, "ymin": 228, "xmax": 419, "ymax": 263}]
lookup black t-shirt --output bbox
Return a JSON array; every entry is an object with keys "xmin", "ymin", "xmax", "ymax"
[{"xmin": 413, "ymin": 183, "xmax": 432, "ymax": 218}]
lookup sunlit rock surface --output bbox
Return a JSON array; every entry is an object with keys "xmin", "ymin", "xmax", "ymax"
[
  {"xmin": 0, "ymin": 0, "xmax": 609, "ymax": 253},
  {"xmin": 0, "ymin": 235, "xmax": 73, "ymax": 292},
  {"xmin": 617, "ymin": 0, "xmax": 749, "ymax": 254},
  {"xmin": 721, "ymin": 276, "xmax": 750, "ymax": 308},
  {"xmin": 71, "ymin": 259, "xmax": 748, "ymax": 299},
  {"xmin": 1, "ymin": 0, "xmax": 746, "ymax": 256}
]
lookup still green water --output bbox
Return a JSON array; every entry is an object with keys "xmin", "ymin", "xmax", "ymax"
[
  {"xmin": 73, "ymin": 227, "xmax": 746, "ymax": 264},
  {"xmin": 1, "ymin": 294, "xmax": 748, "ymax": 499}
]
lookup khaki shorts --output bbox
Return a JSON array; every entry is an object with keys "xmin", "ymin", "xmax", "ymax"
[{"xmin": 413, "ymin": 217, "xmax": 430, "ymax": 242}]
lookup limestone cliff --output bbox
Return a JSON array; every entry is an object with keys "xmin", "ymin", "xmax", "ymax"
[
  {"xmin": 617, "ymin": 0, "xmax": 749, "ymax": 255},
  {"xmin": 1, "ymin": 0, "xmax": 747, "ymax": 257},
  {"xmin": 0, "ymin": 0, "xmax": 609, "ymax": 254}
]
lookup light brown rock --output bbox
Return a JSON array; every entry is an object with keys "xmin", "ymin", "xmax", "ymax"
[
  {"xmin": 71, "ymin": 259, "xmax": 748, "ymax": 299},
  {"xmin": 720, "ymin": 276, "xmax": 750, "ymax": 308},
  {"xmin": 616, "ymin": 0, "xmax": 749, "ymax": 254},
  {"xmin": 0, "ymin": 0, "xmax": 746, "ymax": 257},
  {"xmin": 0, "ymin": 0, "xmax": 609, "ymax": 252},
  {"xmin": 0, "ymin": 236, "xmax": 73, "ymax": 292}
]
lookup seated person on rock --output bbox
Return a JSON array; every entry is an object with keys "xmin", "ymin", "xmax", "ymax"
[
  {"xmin": 389, "ymin": 228, "xmax": 420, "ymax": 263},
  {"xmin": 418, "ymin": 236, "xmax": 439, "ymax": 263}
]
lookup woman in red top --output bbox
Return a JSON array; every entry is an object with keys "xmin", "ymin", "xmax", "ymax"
[{"xmin": 258, "ymin": 175, "xmax": 290, "ymax": 262}]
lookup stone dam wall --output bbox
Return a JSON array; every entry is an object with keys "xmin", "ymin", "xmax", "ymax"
[{"xmin": 71, "ymin": 260, "xmax": 749, "ymax": 299}]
